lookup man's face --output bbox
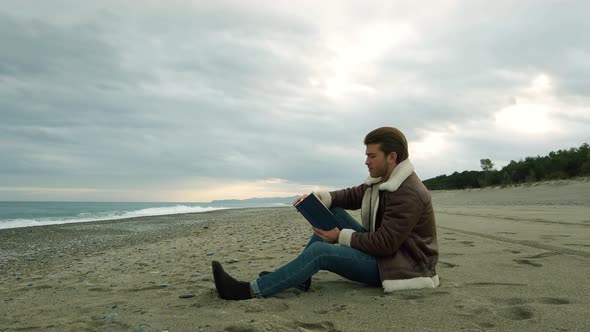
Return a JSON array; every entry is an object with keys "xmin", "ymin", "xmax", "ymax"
[{"xmin": 365, "ymin": 144, "xmax": 390, "ymax": 178}]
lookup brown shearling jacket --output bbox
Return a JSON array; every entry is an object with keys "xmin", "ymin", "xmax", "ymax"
[{"xmin": 317, "ymin": 159, "xmax": 439, "ymax": 292}]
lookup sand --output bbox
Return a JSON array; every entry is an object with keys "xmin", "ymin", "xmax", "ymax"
[{"xmin": 1, "ymin": 179, "xmax": 589, "ymax": 331}]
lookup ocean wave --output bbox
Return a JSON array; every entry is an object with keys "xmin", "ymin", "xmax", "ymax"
[{"xmin": 0, "ymin": 205, "xmax": 228, "ymax": 230}]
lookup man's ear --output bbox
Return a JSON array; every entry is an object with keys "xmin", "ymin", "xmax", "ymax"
[{"xmin": 389, "ymin": 152, "xmax": 398, "ymax": 164}]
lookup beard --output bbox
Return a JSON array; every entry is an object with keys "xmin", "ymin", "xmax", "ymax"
[{"xmin": 369, "ymin": 160, "xmax": 389, "ymax": 178}]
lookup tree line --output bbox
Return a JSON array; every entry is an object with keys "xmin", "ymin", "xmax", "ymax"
[{"xmin": 423, "ymin": 143, "xmax": 590, "ymax": 190}]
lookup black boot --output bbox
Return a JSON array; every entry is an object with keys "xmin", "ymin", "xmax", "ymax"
[
  {"xmin": 212, "ymin": 261, "xmax": 252, "ymax": 300},
  {"xmin": 259, "ymin": 271, "xmax": 311, "ymax": 292}
]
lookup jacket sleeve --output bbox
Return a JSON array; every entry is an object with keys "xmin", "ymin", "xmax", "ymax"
[
  {"xmin": 347, "ymin": 188, "xmax": 423, "ymax": 256},
  {"xmin": 328, "ymin": 184, "xmax": 369, "ymax": 211}
]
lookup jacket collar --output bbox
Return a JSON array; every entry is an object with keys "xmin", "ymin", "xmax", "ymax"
[{"xmin": 364, "ymin": 159, "xmax": 414, "ymax": 192}]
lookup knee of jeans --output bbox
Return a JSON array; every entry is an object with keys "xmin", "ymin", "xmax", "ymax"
[
  {"xmin": 305, "ymin": 241, "xmax": 332, "ymax": 256},
  {"xmin": 303, "ymin": 241, "xmax": 338, "ymax": 270},
  {"xmin": 303, "ymin": 242, "xmax": 334, "ymax": 265}
]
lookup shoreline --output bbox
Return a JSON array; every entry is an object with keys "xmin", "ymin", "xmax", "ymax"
[{"xmin": 0, "ymin": 207, "xmax": 287, "ymax": 275}]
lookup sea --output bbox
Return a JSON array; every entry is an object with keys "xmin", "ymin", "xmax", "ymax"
[{"xmin": 0, "ymin": 198, "xmax": 295, "ymax": 230}]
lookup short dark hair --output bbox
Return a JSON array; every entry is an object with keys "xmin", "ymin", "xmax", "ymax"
[{"xmin": 364, "ymin": 127, "xmax": 409, "ymax": 162}]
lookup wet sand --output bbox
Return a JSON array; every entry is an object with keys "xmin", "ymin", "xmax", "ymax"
[{"xmin": 1, "ymin": 179, "xmax": 589, "ymax": 331}]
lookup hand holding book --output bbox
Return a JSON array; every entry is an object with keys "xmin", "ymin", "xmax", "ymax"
[
  {"xmin": 294, "ymin": 193, "xmax": 340, "ymax": 231},
  {"xmin": 311, "ymin": 225, "xmax": 340, "ymax": 243},
  {"xmin": 292, "ymin": 194, "xmax": 309, "ymax": 206}
]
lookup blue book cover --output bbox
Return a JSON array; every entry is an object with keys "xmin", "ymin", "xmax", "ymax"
[{"xmin": 294, "ymin": 193, "xmax": 339, "ymax": 231}]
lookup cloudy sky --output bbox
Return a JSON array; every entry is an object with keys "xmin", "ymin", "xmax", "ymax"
[{"xmin": 1, "ymin": 1, "xmax": 589, "ymax": 202}]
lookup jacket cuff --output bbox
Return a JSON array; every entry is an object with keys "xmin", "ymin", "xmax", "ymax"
[
  {"xmin": 313, "ymin": 191, "xmax": 332, "ymax": 208},
  {"xmin": 338, "ymin": 228, "xmax": 355, "ymax": 247}
]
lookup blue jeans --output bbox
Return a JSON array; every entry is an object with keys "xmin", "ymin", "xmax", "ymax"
[{"xmin": 251, "ymin": 208, "xmax": 381, "ymax": 298}]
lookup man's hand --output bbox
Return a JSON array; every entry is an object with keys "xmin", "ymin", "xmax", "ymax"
[
  {"xmin": 293, "ymin": 194, "xmax": 309, "ymax": 206},
  {"xmin": 313, "ymin": 227, "xmax": 340, "ymax": 244}
]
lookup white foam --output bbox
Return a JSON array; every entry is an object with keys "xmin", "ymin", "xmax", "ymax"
[{"xmin": 0, "ymin": 205, "xmax": 228, "ymax": 230}]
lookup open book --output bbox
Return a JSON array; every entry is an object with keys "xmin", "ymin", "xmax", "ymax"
[{"xmin": 294, "ymin": 193, "xmax": 340, "ymax": 231}]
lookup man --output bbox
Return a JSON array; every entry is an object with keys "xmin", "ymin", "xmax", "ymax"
[{"xmin": 212, "ymin": 127, "xmax": 439, "ymax": 300}]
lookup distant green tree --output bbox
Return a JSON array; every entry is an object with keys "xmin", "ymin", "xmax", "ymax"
[{"xmin": 480, "ymin": 158, "xmax": 495, "ymax": 172}]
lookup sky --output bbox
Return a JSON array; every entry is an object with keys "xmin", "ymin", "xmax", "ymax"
[{"xmin": 1, "ymin": 1, "xmax": 589, "ymax": 202}]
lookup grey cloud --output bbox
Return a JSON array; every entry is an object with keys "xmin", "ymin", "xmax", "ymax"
[{"xmin": 0, "ymin": 13, "xmax": 138, "ymax": 85}]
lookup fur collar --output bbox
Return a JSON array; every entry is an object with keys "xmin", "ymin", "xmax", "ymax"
[{"xmin": 364, "ymin": 159, "xmax": 414, "ymax": 192}]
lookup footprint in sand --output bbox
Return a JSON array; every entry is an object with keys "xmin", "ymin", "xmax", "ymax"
[
  {"xmin": 564, "ymin": 243, "xmax": 590, "ymax": 248},
  {"xmin": 491, "ymin": 297, "xmax": 530, "ymax": 305},
  {"xmin": 513, "ymin": 259, "xmax": 542, "ymax": 267},
  {"xmin": 505, "ymin": 249, "xmax": 521, "ymax": 254},
  {"xmin": 498, "ymin": 306, "xmax": 534, "ymax": 321},
  {"xmin": 524, "ymin": 252, "xmax": 559, "ymax": 259},
  {"xmin": 445, "ymin": 252, "xmax": 464, "ymax": 256},
  {"xmin": 440, "ymin": 261, "xmax": 457, "ymax": 268},
  {"xmin": 243, "ymin": 300, "xmax": 289, "ymax": 313},
  {"xmin": 540, "ymin": 235, "xmax": 556, "ymax": 240},
  {"xmin": 431, "ymin": 291, "xmax": 451, "ymax": 296},
  {"xmin": 294, "ymin": 321, "xmax": 341, "ymax": 332},
  {"xmin": 482, "ymin": 297, "xmax": 565, "ymax": 323},
  {"xmin": 88, "ymin": 286, "xmax": 112, "ymax": 292},
  {"xmin": 331, "ymin": 303, "xmax": 347, "ymax": 312},
  {"xmin": 313, "ymin": 305, "xmax": 346, "ymax": 315},
  {"xmin": 224, "ymin": 325, "xmax": 256, "ymax": 332},
  {"xmin": 477, "ymin": 322, "xmax": 496, "ymax": 328},
  {"xmin": 453, "ymin": 300, "xmax": 534, "ymax": 326},
  {"xmin": 538, "ymin": 297, "xmax": 570, "ymax": 305},
  {"xmin": 453, "ymin": 302, "xmax": 493, "ymax": 319}
]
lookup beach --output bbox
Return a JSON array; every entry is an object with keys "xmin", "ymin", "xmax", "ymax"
[{"xmin": 1, "ymin": 179, "xmax": 589, "ymax": 331}]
